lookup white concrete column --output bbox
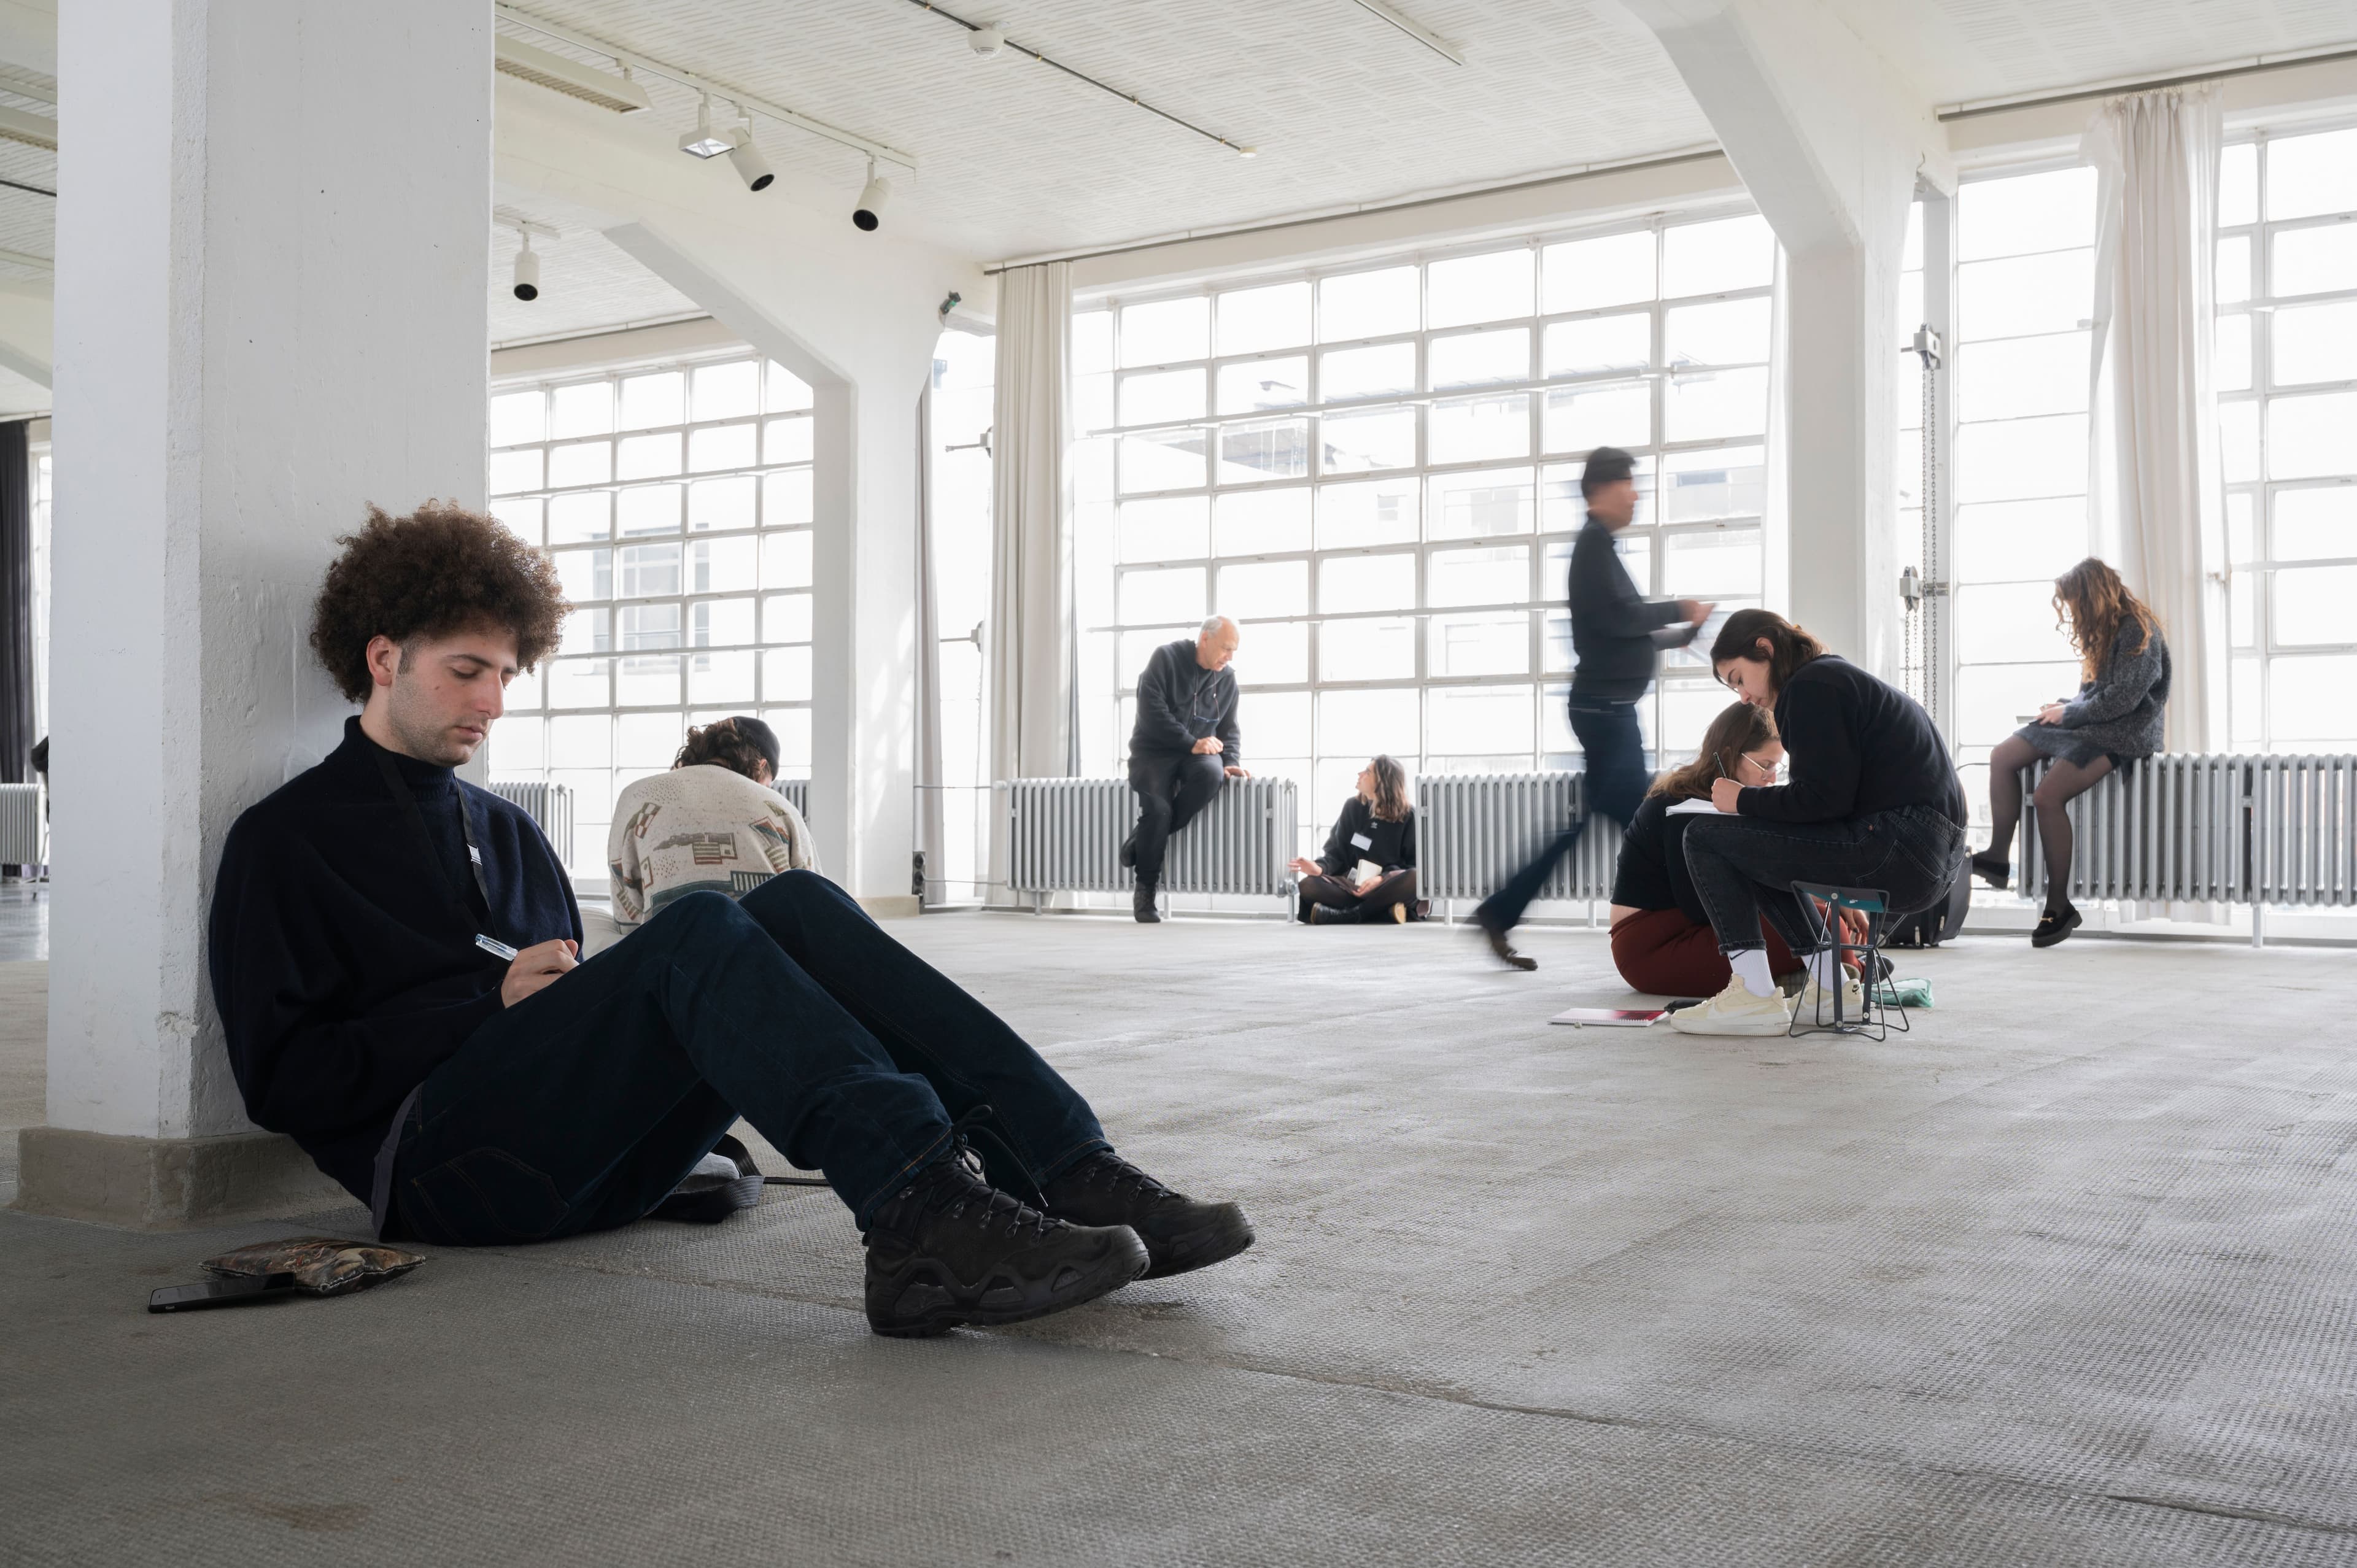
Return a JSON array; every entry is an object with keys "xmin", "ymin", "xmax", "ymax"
[
  {"xmin": 1623, "ymin": 0, "xmax": 1948, "ymax": 678},
  {"xmin": 27, "ymin": 0, "xmax": 490, "ymax": 1226}
]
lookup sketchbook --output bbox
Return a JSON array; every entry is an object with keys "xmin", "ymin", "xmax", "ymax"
[{"xmin": 1549, "ymin": 1007, "xmax": 1666, "ymax": 1027}]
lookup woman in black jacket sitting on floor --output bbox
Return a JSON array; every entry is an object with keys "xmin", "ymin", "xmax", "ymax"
[
  {"xmin": 1289, "ymin": 755, "xmax": 1418, "ymax": 924},
  {"xmin": 1971, "ymin": 557, "xmax": 2170, "ymax": 948}
]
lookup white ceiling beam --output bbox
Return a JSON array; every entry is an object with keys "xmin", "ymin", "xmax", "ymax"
[{"xmin": 494, "ymin": 3, "xmax": 917, "ymax": 172}]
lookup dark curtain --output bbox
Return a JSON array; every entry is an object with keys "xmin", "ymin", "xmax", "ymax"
[{"xmin": 0, "ymin": 419, "xmax": 29, "ymax": 786}]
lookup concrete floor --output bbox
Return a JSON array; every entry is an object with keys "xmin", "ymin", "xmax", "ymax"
[{"xmin": 5, "ymin": 909, "xmax": 2356, "ymax": 1566}]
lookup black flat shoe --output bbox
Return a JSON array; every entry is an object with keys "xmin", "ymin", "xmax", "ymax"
[
  {"xmin": 2030, "ymin": 905, "xmax": 2081, "ymax": 948},
  {"xmin": 1970, "ymin": 851, "xmax": 2010, "ymax": 890}
]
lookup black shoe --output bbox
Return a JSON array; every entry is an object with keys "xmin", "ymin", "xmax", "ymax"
[
  {"xmin": 1475, "ymin": 913, "xmax": 1537, "ymax": 971},
  {"xmin": 1970, "ymin": 851, "xmax": 2011, "ymax": 890},
  {"xmin": 2030, "ymin": 904, "xmax": 2082, "ymax": 948},
  {"xmin": 863, "ymin": 1154, "xmax": 1148, "ymax": 1337},
  {"xmin": 1307, "ymin": 904, "xmax": 1355, "ymax": 925},
  {"xmin": 1118, "ymin": 834, "xmax": 1136, "ymax": 870},
  {"xmin": 1040, "ymin": 1151, "xmax": 1254, "ymax": 1280},
  {"xmin": 1133, "ymin": 884, "xmax": 1161, "ymax": 923}
]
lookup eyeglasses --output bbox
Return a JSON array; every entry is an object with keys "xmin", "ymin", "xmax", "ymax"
[{"xmin": 1740, "ymin": 752, "xmax": 1781, "ymax": 780}]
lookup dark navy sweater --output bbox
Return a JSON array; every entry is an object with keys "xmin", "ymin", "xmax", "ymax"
[{"xmin": 207, "ymin": 718, "xmax": 581, "ymax": 1205}]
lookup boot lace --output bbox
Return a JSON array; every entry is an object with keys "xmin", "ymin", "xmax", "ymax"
[{"xmin": 891, "ymin": 1105, "xmax": 1062, "ymax": 1242}]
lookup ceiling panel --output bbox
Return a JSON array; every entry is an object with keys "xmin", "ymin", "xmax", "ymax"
[{"xmin": 498, "ymin": 0, "xmax": 1713, "ymax": 262}]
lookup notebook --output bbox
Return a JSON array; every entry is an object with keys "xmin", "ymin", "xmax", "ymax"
[
  {"xmin": 1549, "ymin": 1007, "xmax": 1666, "ymax": 1027},
  {"xmin": 1664, "ymin": 798, "xmax": 1727, "ymax": 816}
]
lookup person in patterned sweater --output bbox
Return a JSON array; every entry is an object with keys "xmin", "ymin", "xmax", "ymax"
[{"xmin": 608, "ymin": 717, "xmax": 818, "ymax": 926}]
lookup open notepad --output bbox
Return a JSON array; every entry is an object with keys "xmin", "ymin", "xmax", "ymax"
[{"xmin": 1664, "ymin": 798, "xmax": 1729, "ymax": 816}]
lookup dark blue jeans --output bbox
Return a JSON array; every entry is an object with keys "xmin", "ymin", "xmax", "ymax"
[
  {"xmin": 1476, "ymin": 696, "xmax": 1649, "ymax": 932},
  {"xmin": 1682, "ymin": 803, "xmax": 1965, "ymax": 955},
  {"xmin": 389, "ymin": 871, "xmax": 1109, "ymax": 1246}
]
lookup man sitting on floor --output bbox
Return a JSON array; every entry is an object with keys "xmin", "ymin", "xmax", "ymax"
[{"xmin": 207, "ymin": 501, "xmax": 1253, "ymax": 1337}]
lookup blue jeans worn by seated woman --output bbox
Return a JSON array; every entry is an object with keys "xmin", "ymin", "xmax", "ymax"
[
  {"xmin": 1681, "ymin": 804, "xmax": 1965, "ymax": 956},
  {"xmin": 387, "ymin": 870, "xmax": 1110, "ymax": 1246}
]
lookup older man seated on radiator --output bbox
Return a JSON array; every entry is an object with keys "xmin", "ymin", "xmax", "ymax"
[{"xmin": 1119, "ymin": 616, "xmax": 1248, "ymax": 924}]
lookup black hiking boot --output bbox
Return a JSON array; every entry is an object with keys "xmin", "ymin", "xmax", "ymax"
[
  {"xmin": 1133, "ymin": 883, "xmax": 1161, "ymax": 923},
  {"xmin": 863, "ymin": 1154, "xmax": 1147, "ymax": 1337},
  {"xmin": 1040, "ymin": 1151, "xmax": 1255, "ymax": 1280}
]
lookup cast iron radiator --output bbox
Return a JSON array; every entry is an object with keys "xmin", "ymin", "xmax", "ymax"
[
  {"xmin": 1415, "ymin": 771, "xmax": 1620, "ymax": 905},
  {"xmin": 999, "ymin": 776, "xmax": 1298, "ymax": 904},
  {"xmin": 0, "ymin": 782, "xmax": 39, "ymax": 866},
  {"xmin": 489, "ymin": 779, "xmax": 576, "ymax": 864}
]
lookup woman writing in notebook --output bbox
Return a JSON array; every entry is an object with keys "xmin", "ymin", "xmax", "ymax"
[
  {"xmin": 1969, "ymin": 558, "xmax": 2170, "ymax": 948},
  {"xmin": 1668, "ymin": 609, "xmax": 1967, "ymax": 1036},
  {"xmin": 1608, "ymin": 704, "xmax": 1805, "ymax": 995}
]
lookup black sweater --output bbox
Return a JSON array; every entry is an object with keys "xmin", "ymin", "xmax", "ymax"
[
  {"xmin": 1569, "ymin": 520, "xmax": 1698, "ymax": 701},
  {"xmin": 1736, "ymin": 657, "xmax": 1966, "ymax": 827},
  {"xmin": 1128, "ymin": 638, "xmax": 1242, "ymax": 768},
  {"xmin": 1610, "ymin": 794, "xmax": 1708, "ymax": 924},
  {"xmin": 207, "ymin": 718, "xmax": 582, "ymax": 1205},
  {"xmin": 1312, "ymin": 797, "xmax": 1417, "ymax": 876}
]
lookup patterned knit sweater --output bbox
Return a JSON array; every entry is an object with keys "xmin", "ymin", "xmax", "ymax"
[{"xmin": 607, "ymin": 765, "xmax": 820, "ymax": 925}]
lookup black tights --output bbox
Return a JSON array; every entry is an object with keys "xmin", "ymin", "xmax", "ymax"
[{"xmin": 1985, "ymin": 736, "xmax": 2113, "ymax": 914}]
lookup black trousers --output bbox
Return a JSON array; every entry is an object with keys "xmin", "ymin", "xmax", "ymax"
[
  {"xmin": 1126, "ymin": 752, "xmax": 1228, "ymax": 886},
  {"xmin": 1296, "ymin": 869, "xmax": 1418, "ymax": 922}
]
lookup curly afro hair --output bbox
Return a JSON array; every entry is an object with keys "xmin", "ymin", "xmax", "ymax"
[{"xmin": 309, "ymin": 501, "xmax": 568, "ymax": 704}]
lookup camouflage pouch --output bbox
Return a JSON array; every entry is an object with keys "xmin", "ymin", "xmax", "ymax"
[{"xmin": 201, "ymin": 1237, "xmax": 425, "ymax": 1297}]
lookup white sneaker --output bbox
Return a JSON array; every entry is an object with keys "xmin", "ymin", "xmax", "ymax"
[
  {"xmin": 1668, "ymin": 975, "xmax": 1796, "ymax": 1037},
  {"xmin": 1798, "ymin": 975, "xmax": 1868, "ymax": 1019}
]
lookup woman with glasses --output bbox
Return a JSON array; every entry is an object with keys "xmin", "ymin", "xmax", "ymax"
[
  {"xmin": 1668, "ymin": 609, "xmax": 1967, "ymax": 1037},
  {"xmin": 1608, "ymin": 704, "xmax": 1806, "ymax": 996}
]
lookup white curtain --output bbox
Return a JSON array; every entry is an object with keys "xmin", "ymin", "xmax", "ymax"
[
  {"xmin": 2084, "ymin": 85, "xmax": 2224, "ymax": 752},
  {"xmin": 913, "ymin": 385, "xmax": 946, "ymax": 906},
  {"xmin": 986, "ymin": 263, "xmax": 1074, "ymax": 894}
]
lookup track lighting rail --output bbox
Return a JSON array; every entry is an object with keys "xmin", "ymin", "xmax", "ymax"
[
  {"xmin": 898, "ymin": 0, "xmax": 1256, "ymax": 158},
  {"xmin": 495, "ymin": 2, "xmax": 918, "ymax": 172}
]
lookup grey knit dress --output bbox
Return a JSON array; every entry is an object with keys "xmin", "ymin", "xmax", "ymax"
[{"xmin": 2014, "ymin": 617, "xmax": 2170, "ymax": 768}]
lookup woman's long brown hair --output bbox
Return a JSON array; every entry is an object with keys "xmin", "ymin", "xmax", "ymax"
[
  {"xmin": 2053, "ymin": 557, "xmax": 2159, "ymax": 683},
  {"xmin": 1365, "ymin": 754, "xmax": 1411, "ymax": 822},
  {"xmin": 1649, "ymin": 703, "xmax": 1778, "ymax": 801}
]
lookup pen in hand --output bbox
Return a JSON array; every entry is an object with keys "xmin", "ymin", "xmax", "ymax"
[{"xmin": 474, "ymin": 933, "xmax": 519, "ymax": 962}]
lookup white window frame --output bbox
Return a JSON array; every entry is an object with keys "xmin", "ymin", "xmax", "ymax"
[
  {"xmin": 482, "ymin": 347, "xmax": 818, "ymax": 874},
  {"xmin": 1074, "ymin": 204, "xmax": 1781, "ymax": 838},
  {"xmin": 2218, "ymin": 118, "xmax": 2357, "ymax": 753}
]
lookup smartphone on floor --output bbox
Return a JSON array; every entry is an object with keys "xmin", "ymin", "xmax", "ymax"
[{"xmin": 148, "ymin": 1275, "xmax": 301, "ymax": 1313}]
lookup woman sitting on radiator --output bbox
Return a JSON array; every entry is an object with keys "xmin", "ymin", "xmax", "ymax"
[
  {"xmin": 1288, "ymin": 755, "xmax": 1419, "ymax": 924},
  {"xmin": 608, "ymin": 716, "xmax": 819, "ymax": 928},
  {"xmin": 1970, "ymin": 558, "xmax": 2171, "ymax": 949}
]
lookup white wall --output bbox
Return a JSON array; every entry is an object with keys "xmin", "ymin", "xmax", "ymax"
[
  {"xmin": 47, "ymin": 0, "xmax": 489, "ymax": 1140},
  {"xmin": 495, "ymin": 79, "xmax": 985, "ymax": 903}
]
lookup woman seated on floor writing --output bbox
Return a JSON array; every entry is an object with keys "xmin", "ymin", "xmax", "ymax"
[
  {"xmin": 1288, "ymin": 755, "xmax": 1418, "ymax": 924},
  {"xmin": 1609, "ymin": 704, "xmax": 1804, "ymax": 995},
  {"xmin": 1970, "ymin": 557, "xmax": 2169, "ymax": 949},
  {"xmin": 1668, "ymin": 609, "xmax": 1967, "ymax": 1037}
]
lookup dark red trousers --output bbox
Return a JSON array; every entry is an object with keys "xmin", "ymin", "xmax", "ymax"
[{"xmin": 1610, "ymin": 906, "xmax": 1799, "ymax": 997}]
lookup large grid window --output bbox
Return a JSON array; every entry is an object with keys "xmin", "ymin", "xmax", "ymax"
[
  {"xmin": 1949, "ymin": 164, "xmax": 2099, "ymax": 834},
  {"xmin": 1071, "ymin": 211, "xmax": 1778, "ymax": 851},
  {"xmin": 482, "ymin": 351, "xmax": 818, "ymax": 874},
  {"xmin": 2216, "ymin": 123, "xmax": 2357, "ymax": 754}
]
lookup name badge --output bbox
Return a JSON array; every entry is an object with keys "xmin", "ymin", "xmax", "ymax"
[{"xmin": 1350, "ymin": 832, "xmax": 1373, "ymax": 851}]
